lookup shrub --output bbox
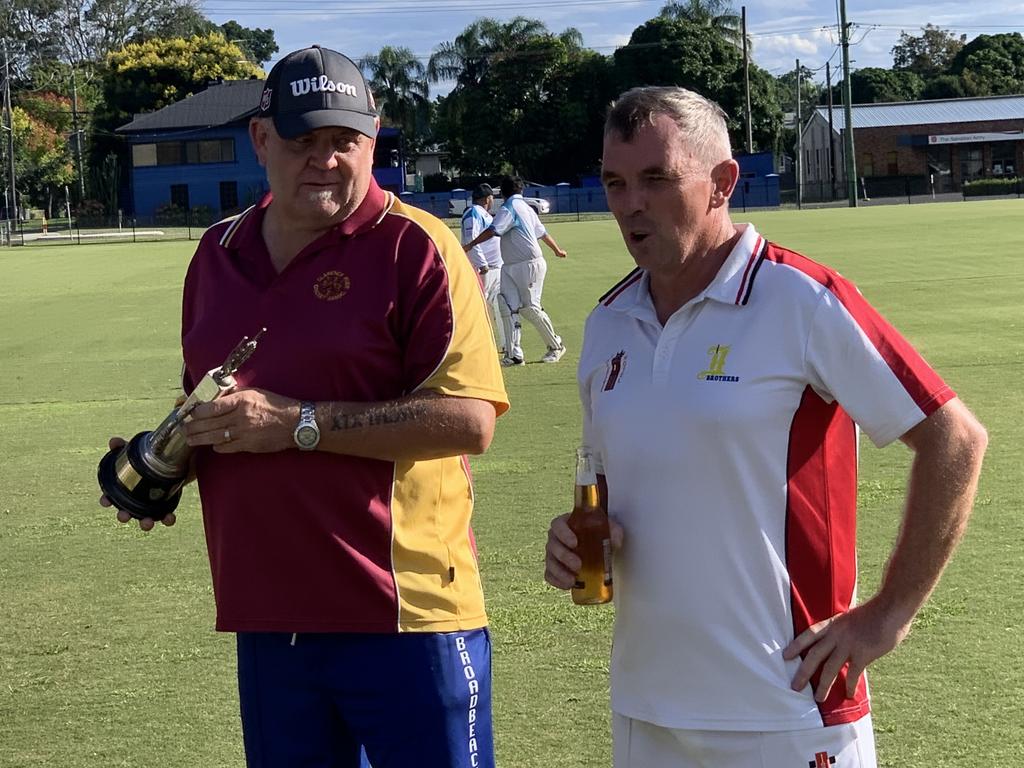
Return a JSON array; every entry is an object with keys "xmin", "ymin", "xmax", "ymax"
[
  {"xmin": 190, "ymin": 205, "xmax": 215, "ymax": 227},
  {"xmin": 963, "ymin": 177, "xmax": 1021, "ymax": 197},
  {"xmin": 75, "ymin": 199, "xmax": 107, "ymax": 227},
  {"xmin": 154, "ymin": 202, "xmax": 186, "ymax": 225}
]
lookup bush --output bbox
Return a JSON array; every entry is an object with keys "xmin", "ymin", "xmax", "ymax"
[
  {"xmin": 190, "ymin": 205, "xmax": 215, "ymax": 227},
  {"xmin": 75, "ymin": 199, "xmax": 107, "ymax": 227},
  {"xmin": 963, "ymin": 177, "xmax": 1022, "ymax": 197},
  {"xmin": 154, "ymin": 202, "xmax": 186, "ymax": 225}
]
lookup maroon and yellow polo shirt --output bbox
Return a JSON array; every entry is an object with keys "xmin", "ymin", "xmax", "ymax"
[{"xmin": 181, "ymin": 180, "xmax": 509, "ymax": 633}]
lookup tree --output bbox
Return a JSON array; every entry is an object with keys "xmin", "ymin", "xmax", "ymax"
[
  {"xmin": 848, "ymin": 67, "xmax": 923, "ymax": 103},
  {"xmin": 775, "ymin": 64, "xmax": 821, "ymax": 121},
  {"xmin": 359, "ymin": 46, "xmax": 430, "ymax": 152},
  {"xmin": 427, "ymin": 16, "xmax": 565, "ymax": 87},
  {"xmin": 892, "ymin": 24, "xmax": 966, "ymax": 79},
  {"xmin": 612, "ymin": 17, "xmax": 780, "ymax": 153},
  {"xmin": 219, "ymin": 20, "xmax": 278, "ymax": 66},
  {"xmin": 429, "ymin": 17, "xmax": 594, "ymax": 179},
  {"xmin": 10, "ymin": 106, "xmax": 75, "ymax": 211},
  {"xmin": 921, "ymin": 74, "xmax": 968, "ymax": 100},
  {"xmin": 949, "ymin": 33, "xmax": 1024, "ymax": 96},
  {"xmin": 658, "ymin": 0, "xmax": 746, "ymax": 49}
]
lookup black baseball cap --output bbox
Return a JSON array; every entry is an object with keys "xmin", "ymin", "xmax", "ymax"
[
  {"xmin": 257, "ymin": 45, "xmax": 378, "ymax": 139},
  {"xmin": 472, "ymin": 183, "xmax": 494, "ymax": 200}
]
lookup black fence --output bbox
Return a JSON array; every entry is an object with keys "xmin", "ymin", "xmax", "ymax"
[{"xmin": 793, "ymin": 175, "xmax": 1024, "ymax": 207}]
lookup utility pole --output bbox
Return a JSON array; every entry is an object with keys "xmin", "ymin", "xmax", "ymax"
[
  {"xmin": 741, "ymin": 6, "xmax": 753, "ymax": 154},
  {"xmin": 839, "ymin": 0, "xmax": 858, "ymax": 207},
  {"xmin": 826, "ymin": 62, "xmax": 837, "ymax": 201},
  {"xmin": 70, "ymin": 65, "xmax": 86, "ymax": 200},
  {"xmin": 795, "ymin": 59, "xmax": 802, "ymax": 209},
  {"xmin": 2, "ymin": 38, "xmax": 17, "ymax": 225}
]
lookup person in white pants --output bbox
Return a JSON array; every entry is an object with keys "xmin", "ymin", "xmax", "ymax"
[
  {"xmin": 460, "ymin": 183, "xmax": 506, "ymax": 356},
  {"xmin": 463, "ymin": 176, "xmax": 567, "ymax": 366}
]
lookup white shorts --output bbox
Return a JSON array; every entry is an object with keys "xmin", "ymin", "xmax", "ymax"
[{"xmin": 612, "ymin": 713, "xmax": 877, "ymax": 768}]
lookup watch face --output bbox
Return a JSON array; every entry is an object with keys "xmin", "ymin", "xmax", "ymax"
[{"xmin": 296, "ymin": 425, "xmax": 319, "ymax": 448}]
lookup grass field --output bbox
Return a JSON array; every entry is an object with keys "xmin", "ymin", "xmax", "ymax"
[{"xmin": 1, "ymin": 200, "xmax": 1022, "ymax": 767}]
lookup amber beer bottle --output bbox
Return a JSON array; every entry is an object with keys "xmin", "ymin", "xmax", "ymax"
[{"xmin": 568, "ymin": 448, "xmax": 613, "ymax": 605}]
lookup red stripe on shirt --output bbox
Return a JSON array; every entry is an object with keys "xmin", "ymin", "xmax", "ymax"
[
  {"xmin": 734, "ymin": 235, "xmax": 764, "ymax": 304},
  {"xmin": 786, "ymin": 386, "xmax": 870, "ymax": 726},
  {"xmin": 764, "ymin": 244, "xmax": 953, "ymax": 416},
  {"xmin": 603, "ymin": 271, "xmax": 644, "ymax": 307}
]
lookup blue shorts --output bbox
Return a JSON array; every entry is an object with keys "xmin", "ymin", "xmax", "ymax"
[{"xmin": 237, "ymin": 629, "xmax": 494, "ymax": 768}]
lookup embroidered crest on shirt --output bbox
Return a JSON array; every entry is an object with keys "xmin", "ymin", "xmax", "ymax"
[
  {"xmin": 697, "ymin": 344, "xmax": 740, "ymax": 382},
  {"xmin": 603, "ymin": 351, "xmax": 627, "ymax": 391},
  {"xmin": 313, "ymin": 270, "xmax": 350, "ymax": 301},
  {"xmin": 809, "ymin": 752, "xmax": 837, "ymax": 768}
]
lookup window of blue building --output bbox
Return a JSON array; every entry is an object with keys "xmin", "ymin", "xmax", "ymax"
[
  {"xmin": 220, "ymin": 181, "xmax": 239, "ymax": 212},
  {"xmin": 133, "ymin": 138, "xmax": 235, "ymax": 167},
  {"xmin": 170, "ymin": 184, "xmax": 190, "ymax": 210}
]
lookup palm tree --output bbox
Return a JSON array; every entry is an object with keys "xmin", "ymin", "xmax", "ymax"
[
  {"xmin": 659, "ymin": 0, "xmax": 748, "ymax": 50},
  {"xmin": 358, "ymin": 46, "xmax": 429, "ymax": 137},
  {"xmin": 427, "ymin": 17, "xmax": 581, "ymax": 86}
]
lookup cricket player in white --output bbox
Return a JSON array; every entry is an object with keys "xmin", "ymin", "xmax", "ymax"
[
  {"xmin": 543, "ymin": 86, "xmax": 988, "ymax": 768},
  {"xmin": 463, "ymin": 176, "xmax": 568, "ymax": 365},
  {"xmin": 461, "ymin": 183, "xmax": 506, "ymax": 355}
]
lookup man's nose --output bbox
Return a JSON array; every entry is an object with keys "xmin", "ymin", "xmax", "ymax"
[
  {"xmin": 309, "ymin": 143, "xmax": 340, "ymax": 169},
  {"xmin": 623, "ymin": 184, "xmax": 646, "ymax": 215}
]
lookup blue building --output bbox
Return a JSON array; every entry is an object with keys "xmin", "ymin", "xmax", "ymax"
[{"xmin": 117, "ymin": 79, "xmax": 405, "ymax": 221}]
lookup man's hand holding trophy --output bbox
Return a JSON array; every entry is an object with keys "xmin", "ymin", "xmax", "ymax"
[{"xmin": 97, "ymin": 329, "xmax": 266, "ymax": 529}]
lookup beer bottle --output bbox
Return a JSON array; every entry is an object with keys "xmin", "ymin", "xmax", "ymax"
[{"xmin": 568, "ymin": 447, "xmax": 613, "ymax": 605}]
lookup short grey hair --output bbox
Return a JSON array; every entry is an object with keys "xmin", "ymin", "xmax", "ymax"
[{"xmin": 605, "ymin": 86, "xmax": 733, "ymax": 168}]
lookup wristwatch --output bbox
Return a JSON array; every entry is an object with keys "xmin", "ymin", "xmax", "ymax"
[
  {"xmin": 478, "ymin": 265, "xmax": 489, "ymax": 275},
  {"xmin": 293, "ymin": 401, "xmax": 320, "ymax": 451}
]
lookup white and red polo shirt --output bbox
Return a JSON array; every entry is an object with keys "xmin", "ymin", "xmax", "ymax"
[
  {"xmin": 578, "ymin": 223, "xmax": 954, "ymax": 731},
  {"xmin": 181, "ymin": 180, "xmax": 508, "ymax": 634}
]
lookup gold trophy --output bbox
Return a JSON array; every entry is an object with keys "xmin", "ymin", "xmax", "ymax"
[{"xmin": 97, "ymin": 330, "xmax": 265, "ymax": 520}]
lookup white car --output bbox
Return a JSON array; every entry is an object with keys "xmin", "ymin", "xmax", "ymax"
[{"xmin": 448, "ymin": 194, "xmax": 550, "ymax": 217}]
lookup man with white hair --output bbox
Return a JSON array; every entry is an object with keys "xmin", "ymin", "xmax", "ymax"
[{"xmin": 544, "ymin": 86, "xmax": 987, "ymax": 768}]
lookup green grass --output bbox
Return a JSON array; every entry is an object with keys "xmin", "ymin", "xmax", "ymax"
[{"xmin": 1, "ymin": 200, "xmax": 1022, "ymax": 767}]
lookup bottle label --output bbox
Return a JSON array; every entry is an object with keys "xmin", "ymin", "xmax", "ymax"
[{"xmin": 602, "ymin": 539, "xmax": 613, "ymax": 586}]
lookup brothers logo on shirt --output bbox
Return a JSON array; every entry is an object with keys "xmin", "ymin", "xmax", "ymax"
[
  {"xmin": 603, "ymin": 350, "xmax": 627, "ymax": 391},
  {"xmin": 697, "ymin": 344, "xmax": 740, "ymax": 383},
  {"xmin": 809, "ymin": 751, "xmax": 837, "ymax": 768},
  {"xmin": 313, "ymin": 270, "xmax": 350, "ymax": 301}
]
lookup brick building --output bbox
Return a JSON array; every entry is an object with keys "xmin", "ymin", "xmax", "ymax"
[{"xmin": 800, "ymin": 94, "xmax": 1024, "ymax": 201}]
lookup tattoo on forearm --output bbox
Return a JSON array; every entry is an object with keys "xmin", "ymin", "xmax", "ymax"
[{"xmin": 329, "ymin": 400, "xmax": 431, "ymax": 432}]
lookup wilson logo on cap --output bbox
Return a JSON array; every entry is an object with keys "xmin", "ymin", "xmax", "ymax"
[{"xmin": 290, "ymin": 76, "xmax": 357, "ymax": 98}]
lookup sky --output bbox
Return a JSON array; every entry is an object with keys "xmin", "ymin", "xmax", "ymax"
[{"xmin": 202, "ymin": 0, "xmax": 1024, "ymax": 88}]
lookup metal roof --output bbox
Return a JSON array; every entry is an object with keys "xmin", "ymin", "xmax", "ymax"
[
  {"xmin": 118, "ymin": 79, "xmax": 265, "ymax": 133},
  {"xmin": 812, "ymin": 94, "xmax": 1024, "ymax": 132}
]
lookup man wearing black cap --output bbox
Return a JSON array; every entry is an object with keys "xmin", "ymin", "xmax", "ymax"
[
  {"xmin": 102, "ymin": 45, "xmax": 507, "ymax": 768},
  {"xmin": 461, "ymin": 183, "xmax": 506, "ymax": 355}
]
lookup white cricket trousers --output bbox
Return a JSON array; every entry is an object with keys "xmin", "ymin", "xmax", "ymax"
[
  {"xmin": 499, "ymin": 258, "xmax": 561, "ymax": 360},
  {"xmin": 613, "ymin": 712, "xmax": 878, "ymax": 768},
  {"xmin": 480, "ymin": 268, "xmax": 506, "ymax": 352}
]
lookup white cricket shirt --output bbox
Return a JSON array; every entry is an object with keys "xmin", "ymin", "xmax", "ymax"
[
  {"xmin": 461, "ymin": 204, "xmax": 502, "ymax": 270},
  {"xmin": 490, "ymin": 194, "xmax": 546, "ymax": 265},
  {"xmin": 578, "ymin": 224, "xmax": 954, "ymax": 731}
]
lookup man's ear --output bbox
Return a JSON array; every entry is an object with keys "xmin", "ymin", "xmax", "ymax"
[
  {"xmin": 710, "ymin": 159, "xmax": 740, "ymax": 208},
  {"xmin": 249, "ymin": 118, "xmax": 269, "ymax": 168}
]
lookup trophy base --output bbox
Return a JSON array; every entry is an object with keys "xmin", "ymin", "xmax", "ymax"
[{"xmin": 97, "ymin": 432, "xmax": 184, "ymax": 521}]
